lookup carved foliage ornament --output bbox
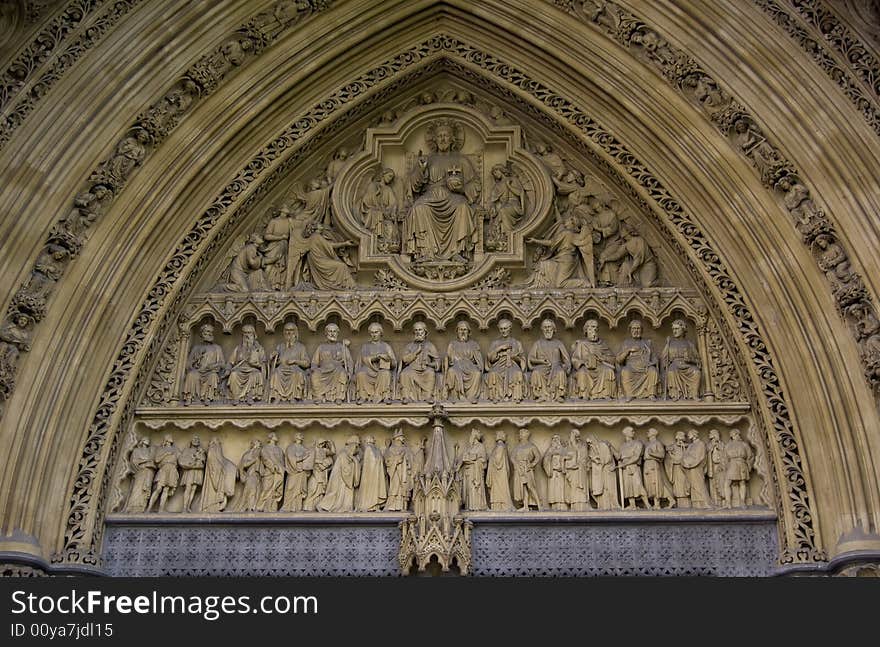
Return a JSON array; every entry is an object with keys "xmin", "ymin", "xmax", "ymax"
[{"xmin": 56, "ymin": 35, "xmax": 817, "ymax": 567}]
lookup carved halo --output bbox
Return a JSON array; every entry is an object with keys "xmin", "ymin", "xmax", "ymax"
[{"xmin": 424, "ymin": 118, "xmax": 465, "ymax": 152}]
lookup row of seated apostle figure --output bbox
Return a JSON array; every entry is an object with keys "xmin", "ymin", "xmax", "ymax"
[
  {"xmin": 180, "ymin": 317, "xmax": 702, "ymax": 405},
  {"xmin": 122, "ymin": 426, "xmax": 755, "ymax": 514}
]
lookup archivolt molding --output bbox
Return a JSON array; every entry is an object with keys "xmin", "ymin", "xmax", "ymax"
[
  {"xmin": 49, "ymin": 30, "xmax": 824, "ymax": 566},
  {"xmin": 551, "ymin": 0, "xmax": 880, "ymax": 401},
  {"xmin": 0, "ymin": 0, "xmax": 141, "ymax": 149},
  {"xmin": 753, "ymin": 0, "xmax": 880, "ymax": 137}
]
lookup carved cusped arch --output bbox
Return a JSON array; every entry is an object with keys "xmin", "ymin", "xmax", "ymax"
[{"xmin": 6, "ymin": 0, "xmax": 880, "ymax": 578}]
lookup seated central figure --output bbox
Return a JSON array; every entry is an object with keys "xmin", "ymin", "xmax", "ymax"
[{"xmin": 402, "ymin": 119, "xmax": 480, "ymax": 263}]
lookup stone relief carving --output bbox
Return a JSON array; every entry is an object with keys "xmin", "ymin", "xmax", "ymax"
[{"xmin": 60, "ymin": 35, "xmax": 818, "ymax": 568}]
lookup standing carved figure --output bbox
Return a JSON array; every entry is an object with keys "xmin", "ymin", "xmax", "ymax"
[
  {"xmin": 617, "ymin": 427, "xmax": 649, "ymax": 509},
  {"xmin": 723, "ymin": 429, "xmax": 754, "ymax": 508},
  {"xmin": 511, "ymin": 428, "xmax": 543, "ymax": 511},
  {"xmin": 148, "ymin": 435, "xmax": 179, "ymax": 513},
  {"xmin": 399, "ymin": 322, "xmax": 440, "ymax": 402},
  {"xmin": 662, "ymin": 319, "xmax": 701, "ymax": 400},
  {"xmin": 589, "ymin": 437, "xmax": 620, "ymax": 510},
  {"xmin": 282, "ymin": 432, "xmax": 311, "ymax": 512},
  {"xmin": 227, "ymin": 324, "xmax": 266, "ymax": 405},
  {"xmin": 488, "ymin": 162, "xmax": 525, "ymax": 237},
  {"xmin": 261, "ymin": 204, "xmax": 295, "ymax": 290},
  {"xmin": 565, "ymin": 429, "xmax": 591, "ymax": 511},
  {"xmin": 256, "ymin": 433, "xmax": 285, "ymax": 512},
  {"xmin": 444, "ymin": 321, "xmax": 484, "ymax": 402},
  {"xmin": 182, "ymin": 323, "xmax": 226, "ymax": 405},
  {"xmin": 706, "ymin": 429, "xmax": 725, "ymax": 507},
  {"xmin": 528, "ymin": 318, "xmax": 571, "ymax": 402},
  {"xmin": 401, "ymin": 119, "xmax": 480, "ymax": 262},
  {"xmin": 570, "ymin": 319, "xmax": 616, "ymax": 399},
  {"xmin": 643, "ymin": 428, "xmax": 674, "ymax": 509},
  {"xmin": 124, "ymin": 437, "xmax": 155, "ymax": 513},
  {"xmin": 268, "ymin": 322, "xmax": 310, "ymax": 403},
  {"xmin": 384, "ymin": 428, "xmax": 412, "ymax": 511},
  {"xmin": 178, "ymin": 435, "xmax": 206, "ymax": 513},
  {"xmin": 461, "ymin": 429, "xmax": 488, "ymax": 511},
  {"xmin": 356, "ymin": 435, "xmax": 388, "ymax": 512},
  {"xmin": 310, "ymin": 323, "xmax": 352, "ymax": 403},
  {"xmin": 234, "ymin": 439, "xmax": 263, "ymax": 512},
  {"xmin": 200, "ymin": 438, "xmax": 237, "ymax": 513},
  {"xmin": 320, "ymin": 435, "xmax": 361, "ymax": 512},
  {"xmin": 617, "ymin": 320, "xmax": 659, "ymax": 400},
  {"xmin": 682, "ymin": 430, "xmax": 711, "ymax": 509},
  {"xmin": 355, "ymin": 322, "xmax": 396, "ymax": 404},
  {"xmin": 486, "ymin": 318, "xmax": 526, "ymax": 402},
  {"xmin": 594, "ymin": 200, "xmax": 624, "ymax": 286},
  {"xmin": 487, "ymin": 430, "xmax": 514, "ymax": 511},
  {"xmin": 665, "ymin": 431, "xmax": 690, "ymax": 508},
  {"xmin": 303, "ymin": 439, "xmax": 335, "ymax": 511},
  {"xmin": 543, "ymin": 434, "xmax": 568, "ymax": 511},
  {"xmin": 361, "ymin": 167, "xmax": 400, "ymax": 252}
]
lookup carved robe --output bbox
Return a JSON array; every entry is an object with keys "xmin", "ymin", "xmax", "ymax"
[
  {"xmin": 303, "ymin": 444, "xmax": 334, "ymax": 511},
  {"xmin": 178, "ymin": 445, "xmax": 206, "ymax": 488},
  {"xmin": 543, "ymin": 445, "xmax": 567, "ymax": 509},
  {"xmin": 256, "ymin": 442, "xmax": 285, "ymax": 512},
  {"xmin": 724, "ymin": 439, "xmax": 754, "ymax": 484},
  {"xmin": 153, "ymin": 443, "xmax": 180, "ymax": 491},
  {"xmin": 310, "ymin": 342, "xmax": 352, "ymax": 403},
  {"xmin": 662, "ymin": 337, "xmax": 701, "ymax": 400},
  {"xmin": 354, "ymin": 341, "xmax": 395, "ymax": 403},
  {"xmin": 528, "ymin": 338, "xmax": 570, "ymax": 401},
  {"xmin": 707, "ymin": 437, "xmax": 725, "ymax": 506},
  {"xmin": 486, "ymin": 441, "xmax": 513, "ymax": 511},
  {"xmin": 489, "ymin": 172, "xmax": 525, "ymax": 232},
  {"xmin": 399, "ymin": 341, "xmax": 439, "ymax": 401},
  {"xmin": 268, "ymin": 342, "xmax": 309, "ymax": 402},
  {"xmin": 511, "ymin": 440, "xmax": 541, "ymax": 508},
  {"xmin": 682, "ymin": 438, "xmax": 711, "ymax": 509},
  {"xmin": 319, "ymin": 444, "xmax": 360, "ymax": 512},
  {"xmin": 361, "ymin": 179, "xmax": 399, "ymax": 234},
  {"xmin": 125, "ymin": 445, "xmax": 155, "ymax": 513},
  {"xmin": 618, "ymin": 439, "xmax": 647, "ymax": 501},
  {"xmin": 461, "ymin": 440, "xmax": 488, "ymax": 511},
  {"xmin": 528, "ymin": 226, "xmax": 594, "ymax": 288},
  {"xmin": 444, "ymin": 339, "xmax": 483, "ymax": 401},
  {"xmin": 227, "ymin": 339, "xmax": 266, "ymax": 402},
  {"xmin": 200, "ymin": 440, "xmax": 236, "ymax": 513},
  {"xmin": 355, "ymin": 441, "xmax": 387, "ymax": 512},
  {"xmin": 564, "ymin": 441, "xmax": 591, "ymax": 510},
  {"xmin": 234, "ymin": 445, "xmax": 262, "ymax": 512},
  {"xmin": 665, "ymin": 440, "xmax": 690, "ymax": 502},
  {"xmin": 282, "ymin": 442, "xmax": 311, "ymax": 512},
  {"xmin": 618, "ymin": 338, "xmax": 659, "ymax": 399},
  {"xmin": 570, "ymin": 338, "xmax": 616, "ymax": 399},
  {"xmin": 402, "ymin": 151, "xmax": 479, "ymax": 260},
  {"xmin": 182, "ymin": 342, "xmax": 225, "ymax": 403},
  {"xmin": 384, "ymin": 443, "xmax": 412, "ymax": 511},
  {"xmin": 305, "ymin": 232, "xmax": 356, "ymax": 290},
  {"xmin": 643, "ymin": 438, "xmax": 673, "ymax": 502},
  {"xmin": 590, "ymin": 440, "xmax": 619, "ymax": 510},
  {"xmin": 486, "ymin": 337, "xmax": 525, "ymax": 401}
]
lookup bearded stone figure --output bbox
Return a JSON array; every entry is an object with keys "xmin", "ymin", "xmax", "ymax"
[
  {"xmin": 182, "ymin": 323, "xmax": 226, "ymax": 405},
  {"xmin": 401, "ymin": 119, "xmax": 480, "ymax": 263},
  {"xmin": 310, "ymin": 323, "xmax": 352, "ymax": 403},
  {"xmin": 227, "ymin": 324, "xmax": 266, "ymax": 405},
  {"xmin": 485, "ymin": 318, "xmax": 526, "ymax": 402},
  {"xmin": 268, "ymin": 322, "xmax": 310, "ymax": 403},
  {"xmin": 570, "ymin": 319, "xmax": 616, "ymax": 399},
  {"xmin": 355, "ymin": 322, "xmax": 396, "ymax": 404},
  {"xmin": 443, "ymin": 321, "xmax": 484, "ymax": 402},
  {"xmin": 528, "ymin": 318, "xmax": 571, "ymax": 402},
  {"xmin": 661, "ymin": 319, "xmax": 701, "ymax": 400}
]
